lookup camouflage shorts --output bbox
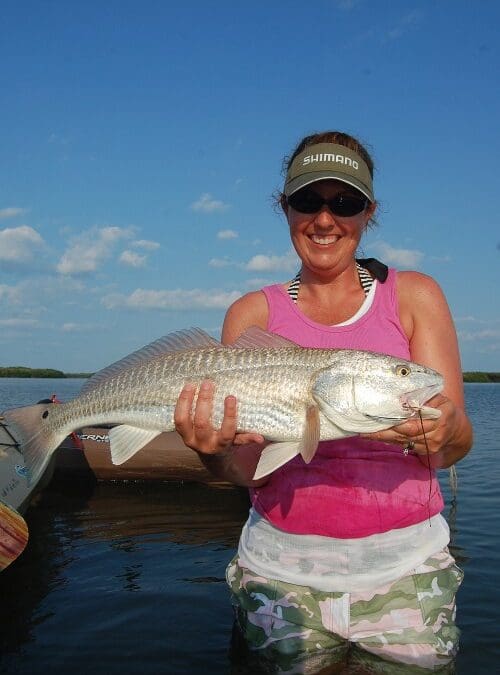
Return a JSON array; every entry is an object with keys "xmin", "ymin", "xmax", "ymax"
[{"xmin": 226, "ymin": 549, "xmax": 463, "ymax": 674}]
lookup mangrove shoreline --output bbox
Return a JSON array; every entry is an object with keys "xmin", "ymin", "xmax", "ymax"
[{"xmin": 0, "ymin": 367, "xmax": 92, "ymax": 379}]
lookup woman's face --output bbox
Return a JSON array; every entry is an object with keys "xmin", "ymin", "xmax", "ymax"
[{"xmin": 285, "ymin": 179, "xmax": 376, "ymax": 277}]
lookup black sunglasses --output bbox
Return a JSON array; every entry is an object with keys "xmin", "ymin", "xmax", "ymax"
[{"xmin": 287, "ymin": 188, "xmax": 368, "ymax": 217}]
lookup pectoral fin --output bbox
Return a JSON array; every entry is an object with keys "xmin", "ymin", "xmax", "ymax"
[
  {"xmin": 253, "ymin": 405, "xmax": 321, "ymax": 480},
  {"xmin": 109, "ymin": 425, "xmax": 162, "ymax": 465},
  {"xmin": 253, "ymin": 442, "xmax": 301, "ymax": 480},
  {"xmin": 300, "ymin": 404, "xmax": 320, "ymax": 464}
]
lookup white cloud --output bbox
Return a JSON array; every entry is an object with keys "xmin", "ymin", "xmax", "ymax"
[
  {"xmin": 48, "ymin": 132, "xmax": 69, "ymax": 145},
  {"xmin": 62, "ymin": 323, "xmax": 81, "ymax": 332},
  {"xmin": 0, "ymin": 284, "xmax": 22, "ymax": 304},
  {"xmin": 0, "ymin": 318, "xmax": 39, "ymax": 328},
  {"xmin": 0, "ymin": 278, "xmax": 86, "ymax": 317},
  {"xmin": 131, "ymin": 239, "xmax": 160, "ymax": 251},
  {"xmin": 0, "ymin": 225, "xmax": 45, "ymax": 263},
  {"xmin": 382, "ymin": 10, "xmax": 422, "ymax": 42},
  {"xmin": 191, "ymin": 193, "xmax": 229, "ymax": 213},
  {"xmin": 102, "ymin": 288, "xmax": 241, "ymax": 311},
  {"xmin": 428, "ymin": 254, "xmax": 451, "ymax": 264},
  {"xmin": 245, "ymin": 278, "xmax": 272, "ymax": 289},
  {"xmin": 458, "ymin": 328, "xmax": 500, "ymax": 342},
  {"xmin": 245, "ymin": 250, "xmax": 299, "ymax": 273},
  {"xmin": 209, "ymin": 249, "xmax": 299, "ymax": 274},
  {"xmin": 457, "ymin": 318, "xmax": 500, "ymax": 354},
  {"xmin": 61, "ymin": 322, "xmax": 103, "ymax": 333},
  {"xmin": 0, "ymin": 207, "xmax": 27, "ymax": 220},
  {"xmin": 455, "ymin": 316, "xmax": 500, "ymax": 324},
  {"xmin": 368, "ymin": 241, "xmax": 424, "ymax": 268},
  {"xmin": 209, "ymin": 257, "xmax": 233, "ymax": 268},
  {"xmin": 57, "ymin": 225, "xmax": 134, "ymax": 275},
  {"xmin": 119, "ymin": 250, "xmax": 147, "ymax": 268},
  {"xmin": 101, "ymin": 226, "xmax": 133, "ymax": 243},
  {"xmin": 455, "ymin": 316, "xmax": 479, "ymax": 323},
  {"xmin": 208, "ymin": 249, "xmax": 299, "ymax": 274},
  {"xmin": 217, "ymin": 229, "xmax": 238, "ymax": 240}
]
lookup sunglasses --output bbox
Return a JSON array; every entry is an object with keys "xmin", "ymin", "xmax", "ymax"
[{"xmin": 287, "ymin": 188, "xmax": 368, "ymax": 217}]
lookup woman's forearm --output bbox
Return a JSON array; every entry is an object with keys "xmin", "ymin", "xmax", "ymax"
[{"xmin": 196, "ymin": 442, "xmax": 269, "ymax": 487}]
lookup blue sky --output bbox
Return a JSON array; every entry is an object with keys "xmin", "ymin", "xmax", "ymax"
[{"xmin": 1, "ymin": 0, "xmax": 498, "ymax": 372}]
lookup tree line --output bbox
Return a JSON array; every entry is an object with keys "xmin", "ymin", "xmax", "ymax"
[
  {"xmin": 0, "ymin": 367, "xmax": 92, "ymax": 378},
  {"xmin": 462, "ymin": 372, "xmax": 500, "ymax": 383}
]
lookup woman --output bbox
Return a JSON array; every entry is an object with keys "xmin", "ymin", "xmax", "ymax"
[{"xmin": 174, "ymin": 131, "xmax": 472, "ymax": 673}]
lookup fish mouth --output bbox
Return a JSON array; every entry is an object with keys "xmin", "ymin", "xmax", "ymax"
[{"xmin": 400, "ymin": 383, "xmax": 443, "ymax": 412}]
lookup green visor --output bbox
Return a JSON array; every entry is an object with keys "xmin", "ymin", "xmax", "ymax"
[{"xmin": 284, "ymin": 142, "xmax": 374, "ymax": 202}]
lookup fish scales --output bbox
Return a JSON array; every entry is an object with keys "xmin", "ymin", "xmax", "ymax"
[
  {"xmin": 45, "ymin": 346, "xmax": 328, "ymax": 440},
  {"xmin": 1, "ymin": 327, "xmax": 444, "ymax": 484},
  {"xmin": 27, "ymin": 346, "xmax": 424, "ymax": 439}
]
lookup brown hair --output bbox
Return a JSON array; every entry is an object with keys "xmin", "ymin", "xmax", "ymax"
[{"xmin": 277, "ymin": 130, "xmax": 378, "ymax": 227}]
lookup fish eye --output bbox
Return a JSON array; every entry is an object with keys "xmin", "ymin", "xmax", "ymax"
[
  {"xmin": 42, "ymin": 410, "xmax": 49, "ymax": 419},
  {"xmin": 396, "ymin": 365, "xmax": 411, "ymax": 377}
]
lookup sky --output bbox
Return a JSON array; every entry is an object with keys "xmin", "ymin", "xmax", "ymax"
[{"xmin": 1, "ymin": 0, "xmax": 499, "ymax": 373}]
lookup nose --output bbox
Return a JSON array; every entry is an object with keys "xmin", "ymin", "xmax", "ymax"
[{"xmin": 313, "ymin": 206, "xmax": 337, "ymax": 228}]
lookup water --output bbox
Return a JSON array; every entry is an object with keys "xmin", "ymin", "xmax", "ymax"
[{"xmin": 0, "ymin": 379, "xmax": 498, "ymax": 673}]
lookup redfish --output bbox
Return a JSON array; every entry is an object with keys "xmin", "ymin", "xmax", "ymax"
[{"xmin": 2, "ymin": 327, "xmax": 442, "ymax": 483}]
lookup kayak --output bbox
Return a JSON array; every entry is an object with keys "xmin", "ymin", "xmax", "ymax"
[
  {"xmin": 2, "ymin": 393, "xmax": 224, "ymax": 516},
  {"xmin": 54, "ymin": 425, "xmax": 218, "ymax": 484},
  {"xmin": 0, "ymin": 414, "xmax": 76, "ymax": 513}
]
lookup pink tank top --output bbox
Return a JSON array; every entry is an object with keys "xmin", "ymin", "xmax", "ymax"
[{"xmin": 250, "ymin": 269, "xmax": 444, "ymax": 538}]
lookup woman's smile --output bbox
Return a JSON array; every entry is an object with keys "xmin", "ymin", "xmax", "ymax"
[{"xmin": 309, "ymin": 233, "xmax": 340, "ymax": 246}]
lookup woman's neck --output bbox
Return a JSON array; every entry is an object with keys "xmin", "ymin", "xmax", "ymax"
[
  {"xmin": 294, "ymin": 261, "xmax": 367, "ymax": 325},
  {"xmin": 299, "ymin": 259, "xmax": 360, "ymax": 290}
]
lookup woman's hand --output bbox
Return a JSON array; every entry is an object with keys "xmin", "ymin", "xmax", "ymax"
[
  {"xmin": 393, "ymin": 271, "xmax": 473, "ymax": 467},
  {"xmin": 173, "ymin": 379, "xmax": 264, "ymax": 455},
  {"xmin": 361, "ymin": 394, "xmax": 471, "ymax": 468}
]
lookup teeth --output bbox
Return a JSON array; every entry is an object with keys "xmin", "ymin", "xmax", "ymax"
[{"xmin": 310, "ymin": 234, "xmax": 338, "ymax": 245}]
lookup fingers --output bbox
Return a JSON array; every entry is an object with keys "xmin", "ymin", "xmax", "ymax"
[
  {"xmin": 173, "ymin": 382, "xmax": 197, "ymax": 439},
  {"xmin": 361, "ymin": 417, "xmax": 434, "ymax": 443},
  {"xmin": 218, "ymin": 393, "xmax": 237, "ymax": 445},
  {"xmin": 174, "ymin": 380, "xmax": 240, "ymax": 454},
  {"xmin": 360, "ymin": 402, "xmax": 456, "ymax": 455},
  {"xmin": 192, "ymin": 380, "xmax": 217, "ymax": 440}
]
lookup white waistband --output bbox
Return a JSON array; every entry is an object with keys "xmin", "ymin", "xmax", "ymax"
[{"xmin": 237, "ymin": 507, "xmax": 450, "ymax": 592}]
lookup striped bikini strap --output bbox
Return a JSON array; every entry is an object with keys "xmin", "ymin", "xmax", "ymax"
[
  {"xmin": 286, "ymin": 263, "xmax": 374, "ymax": 304},
  {"xmin": 287, "ymin": 272, "xmax": 301, "ymax": 303},
  {"xmin": 357, "ymin": 262, "xmax": 374, "ymax": 295}
]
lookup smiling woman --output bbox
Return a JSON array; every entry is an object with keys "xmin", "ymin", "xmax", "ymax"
[{"xmin": 173, "ymin": 129, "xmax": 473, "ymax": 673}]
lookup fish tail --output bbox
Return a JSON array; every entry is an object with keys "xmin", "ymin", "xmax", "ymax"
[{"xmin": 1, "ymin": 404, "xmax": 65, "ymax": 486}]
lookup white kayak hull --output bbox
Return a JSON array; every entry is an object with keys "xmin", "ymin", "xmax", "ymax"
[{"xmin": 0, "ymin": 419, "xmax": 57, "ymax": 514}]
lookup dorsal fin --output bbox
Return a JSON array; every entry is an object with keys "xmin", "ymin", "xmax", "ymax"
[
  {"xmin": 233, "ymin": 326, "xmax": 298, "ymax": 349},
  {"xmin": 80, "ymin": 328, "xmax": 220, "ymax": 395}
]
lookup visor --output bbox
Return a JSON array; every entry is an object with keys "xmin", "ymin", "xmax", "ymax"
[{"xmin": 284, "ymin": 142, "xmax": 374, "ymax": 202}]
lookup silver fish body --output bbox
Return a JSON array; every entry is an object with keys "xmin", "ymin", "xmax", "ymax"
[{"xmin": 2, "ymin": 327, "xmax": 443, "ymax": 483}]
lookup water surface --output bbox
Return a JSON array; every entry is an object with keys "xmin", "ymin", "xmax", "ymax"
[{"xmin": 0, "ymin": 380, "xmax": 498, "ymax": 673}]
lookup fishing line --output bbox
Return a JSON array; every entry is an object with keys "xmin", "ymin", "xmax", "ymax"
[{"xmin": 418, "ymin": 410, "xmax": 432, "ymax": 525}]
